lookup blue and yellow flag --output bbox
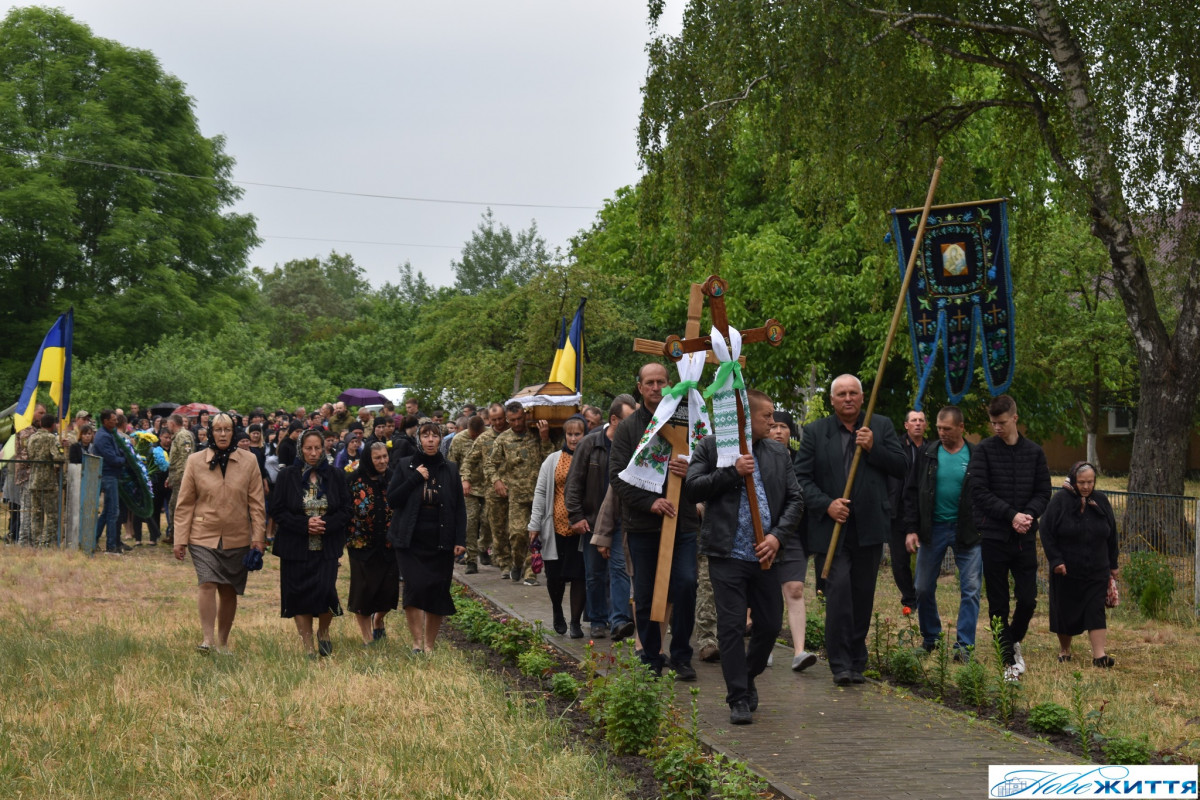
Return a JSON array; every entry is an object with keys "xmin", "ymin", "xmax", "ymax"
[
  {"xmin": 14, "ymin": 310, "xmax": 73, "ymax": 431},
  {"xmin": 548, "ymin": 298, "xmax": 586, "ymax": 393}
]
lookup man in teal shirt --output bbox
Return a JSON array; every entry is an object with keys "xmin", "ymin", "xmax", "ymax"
[{"xmin": 902, "ymin": 406, "xmax": 980, "ymax": 657}]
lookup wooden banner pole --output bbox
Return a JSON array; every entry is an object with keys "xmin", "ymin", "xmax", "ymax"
[{"xmin": 821, "ymin": 156, "xmax": 944, "ymax": 580}]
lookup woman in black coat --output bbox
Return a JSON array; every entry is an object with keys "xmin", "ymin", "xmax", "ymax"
[
  {"xmin": 1040, "ymin": 461, "xmax": 1120, "ymax": 668},
  {"xmin": 269, "ymin": 429, "xmax": 351, "ymax": 658},
  {"xmin": 346, "ymin": 441, "xmax": 399, "ymax": 645},
  {"xmin": 387, "ymin": 421, "xmax": 466, "ymax": 653}
]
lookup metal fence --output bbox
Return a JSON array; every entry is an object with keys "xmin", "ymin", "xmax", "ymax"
[{"xmin": 1, "ymin": 454, "xmax": 101, "ymax": 549}]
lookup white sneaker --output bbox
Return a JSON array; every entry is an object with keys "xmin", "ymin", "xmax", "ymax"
[
  {"xmin": 1013, "ymin": 643, "xmax": 1026, "ymax": 675},
  {"xmin": 1004, "ymin": 664, "xmax": 1022, "ymax": 684},
  {"xmin": 767, "ymin": 652, "xmax": 774, "ymax": 667}
]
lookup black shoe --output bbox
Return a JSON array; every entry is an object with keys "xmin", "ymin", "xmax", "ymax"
[
  {"xmin": 581, "ymin": 610, "xmax": 590, "ymax": 623},
  {"xmin": 729, "ymin": 700, "xmax": 753, "ymax": 725},
  {"xmin": 747, "ymin": 677, "xmax": 759, "ymax": 712},
  {"xmin": 147, "ymin": 541, "xmax": 158, "ymax": 547},
  {"xmin": 499, "ymin": 571, "xmax": 510, "ymax": 580},
  {"xmin": 120, "ymin": 543, "xmax": 133, "ymax": 552},
  {"xmin": 611, "ymin": 621, "xmax": 636, "ymax": 642},
  {"xmin": 317, "ymin": 639, "xmax": 332, "ymax": 657},
  {"xmin": 850, "ymin": 671, "xmax": 866, "ymax": 684},
  {"xmin": 553, "ymin": 611, "xmax": 568, "ymax": 636},
  {"xmin": 372, "ymin": 628, "xmax": 386, "ymax": 641},
  {"xmin": 671, "ymin": 660, "xmax": 697, "ymax": 682},
  {"xmin": 833, "ymin": 671, "xmax": 853, "ymax": 686},
  {"xmin": 590, "ymin": 623, "xmax": 609, "ymax": 639},
  {"xmin": 479, "ymin": 552, "xmax": 491, "ymax": 566},
  {"xmin": 568, "ymin": 622, "xmax": 584, "ymax": 639},
  {"xmin": 510, "ymin": 566, "xmax": 522, "ymax": 582},
  {"xmin": 1093, "ymin": 655, "xmax": 1115, "ymax": 668},
  {"xmin": 465, "ymin": 562, "xmax": 479, "ymax": 574}
]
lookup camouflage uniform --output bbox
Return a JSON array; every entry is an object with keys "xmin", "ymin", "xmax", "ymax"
[
  {"xmin": 14, "ymin": 425, "xmax": 37, "ymax": 544},
  {"xmin": 449, "ymin": 431, "xmax": 485, "ymax": 567},
  {"xmin": 166, "ymin": 428, "xmax": 195, "ymax": 543},
  {"xmin": 26, "ymin": 429, "xmax": 64, "ymax": 547},
  {"xmin": 695, "ymin": 553, "xmax": 719, "ymax": 654},
  {"xmin": 467, "ymin": 426, "xmax": 506, "ymax": 568},
  {"xmin": 486, "ymin": 428, "xmax": 553, "ymax": 581}
]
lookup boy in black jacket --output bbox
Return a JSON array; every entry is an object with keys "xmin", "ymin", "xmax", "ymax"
[{"xmin": 969, "ymin": 395, "xmax": 1051, "ymax": 682}]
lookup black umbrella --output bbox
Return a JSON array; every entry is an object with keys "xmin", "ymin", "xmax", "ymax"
[{"xmin": 150, "ymin": 401, "xmax": 181, "ymax": 417}]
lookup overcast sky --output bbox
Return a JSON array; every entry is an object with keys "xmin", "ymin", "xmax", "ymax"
[{"xmin": 14, "ymin": 1, "xmax": 684, "ymax": 287}]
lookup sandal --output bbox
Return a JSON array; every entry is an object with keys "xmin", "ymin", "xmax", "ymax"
[
  {"xmin": 1092, "ymin": 655, "xmax": 1115, "ymax": 668},
  {"xmin": 196, "ymin": 644, "xmax": 213, "ymax": 655},
  {"xmin": 1058, "ymin": 654, "xmax": 1072, "ymax": 662}
]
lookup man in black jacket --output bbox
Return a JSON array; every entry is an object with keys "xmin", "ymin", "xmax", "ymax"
[
  {"xmin": 888, "ymin": 409, "xmax": 925, "ymax": 609},
  {"xmin": 610, "ymin": 363, "xmax": 699, "ymax": 679},
  {"xmin": 564, "ymin": 394, "xmax": 637, "ymax": 640},
  {"xmin": 902, "ymin": 406, "xmax": 981, "ymax": 657},
  {"xmin": 686, "ymin": 389, "xmax": 804, "ymax": 725},
  {"xmin": 969, "ymin": 394, "xmax": 1051, "ymax": 682},
  {"xmin": 795, "ymin": 374, "xmax": 906, "ymax": 685}
]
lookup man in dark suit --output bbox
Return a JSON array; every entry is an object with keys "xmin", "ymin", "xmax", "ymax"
[{"xmin": 795, "ymin": 374, "xmax": 906, "ymax": 685}]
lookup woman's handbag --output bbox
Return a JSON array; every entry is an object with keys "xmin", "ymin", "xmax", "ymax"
[{"xmin": 1105, "ymin": 575, "xmax": 1120, "ymax": 608}]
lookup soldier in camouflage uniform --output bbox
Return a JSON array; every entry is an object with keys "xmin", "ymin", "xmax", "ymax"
[
  {"xmin": 164, "ymin": 414, "xmax": 195, "ymax": 544},
  {"xmin": 26, "ymin": 415, "xmax": 65, "ymax": 547},
  {"xmin": 486, "ymin": 401, "xmax": 553, "ymax": 584},
  {"xmin": 467, "ymin": 404, "xmax": 509, "ymax": 572},
  {"xmin": 449, "ymin": 414, "xmax": 488, "ymax": 573},
  {"xmin": 13, "ymin": 403, "xmax": 46, "ymax": 544}
]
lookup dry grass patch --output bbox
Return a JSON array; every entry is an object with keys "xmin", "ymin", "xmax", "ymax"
[{"xmin": 0, "ymin": 548, "xmax": 630, "ymax": 799}]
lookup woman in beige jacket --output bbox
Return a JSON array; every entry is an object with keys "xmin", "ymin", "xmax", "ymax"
[{"xmin": 173, "ymin": 413, "xmax": 267, "ymax": 654}]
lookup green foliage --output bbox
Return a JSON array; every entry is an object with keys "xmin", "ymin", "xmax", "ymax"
[
  {"xmin": 927, "ymin": 634, "xmax": 954, "ymax": 701},
  {"xmin": 1028, "ymin": 702, "xmax": 1072, "ymax": 735},
  {"xmin": 486, "ymin": 618, "xmax": 542, "ymax": 664},
  {"xmin": 1066, "ymin": 671, "xmax": 1109, "ymax": 759},
  {"xmin": 583, "ymin": 641, "xmax": 670, "ymax": 756},
  {"xmin": 1124, "ymin": 551, "xmax": 1176, "ymax": 619},
  {"xmin": 804, "ymin": 611, "xmax": 825, "ymax": 652},
  {"xmin": 517, "ymin": 647, "xmax": 555, "ymax": 679},
  {"xmin": 955, "ymin": 660, "xmax": 990, "ymax": 711},
  {"xmin": 451, "ymin": 209, "xmax": 550, "ymax": 294},
  {"xmin": 888, "ymin": 647, "xmax": 923, "ymax": 685},
  {"xmin": 708, "ymin": 754, "xmax": 770, "ymax": 799},
  {"xmin": 869, "ymin": 612, "xmax": 896, "ymax": 673},
  {"xmin": 989, "ymin": 617, "xmax": 1019, "ymax": 726},
  {"xmin": 550, "ymin": 672, "xmax": 580, "ymax": 700},
  {"xmin": 253, "ymin": 252, "xmax": 372, "ymax": 347},
  {"xmin": 1102, "ymin": 734, "xmax": 1153, "ymax": 766},
  {"xmin": 650, "ymin": 690, "xmax": 713, "ymax": 800}
]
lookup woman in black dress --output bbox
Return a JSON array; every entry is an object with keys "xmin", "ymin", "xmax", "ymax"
[
  {"xmin": 1040, "ymin": 461, "xmax": 1120, "ymax": 667},
  {"xmin": 347, "ymin": 442, "xmax": 399, "ymax": 645},
  {"xmin": 276, "ymin": 421, "xmax": 302, "ymax": 468},
  {"xmin": 270, "ymin": 429, "xmax": 351, "ymax": 658},
  {"xmin": 387, "ymin": 421, "xmax": 466, "ymax": 653}
]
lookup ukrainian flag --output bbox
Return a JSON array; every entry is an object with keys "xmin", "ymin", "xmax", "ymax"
[
  {"xmin": 548, "ymin": 298, "xmax": 585, "ymax": 393},
  {"xmin": 13, "ymin": 310, "xmax": 73, "ymax": 431}
]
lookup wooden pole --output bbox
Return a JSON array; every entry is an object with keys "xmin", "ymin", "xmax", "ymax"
[{"xmin": 821, "ymin": 156, "xmax": 944, "ymax": 580}]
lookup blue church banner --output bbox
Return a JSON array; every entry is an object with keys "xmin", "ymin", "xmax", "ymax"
[{"xmin": 889, "ymin": 199, "xmax": 1015, "ymax": 409}]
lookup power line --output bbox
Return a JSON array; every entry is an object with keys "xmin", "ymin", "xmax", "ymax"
[
  {"xmin": 263, "ymin": 234, "xmax": 460, "ymax": 249},
  {"xmin": 1, "ymin": 146, "xmax": 603, "ymax": 211}
]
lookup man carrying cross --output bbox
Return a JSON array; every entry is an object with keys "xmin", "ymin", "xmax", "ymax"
[{"xmin": 609, "ymin": 363, "xmax": 699, "ymax": 680}]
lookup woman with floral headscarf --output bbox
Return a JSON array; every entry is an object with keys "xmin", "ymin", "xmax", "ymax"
[
  {"xmin": 1039, "ymin": 461, "xmax": 1120, "ymax": 667},
  {"xmin": 346, "ymin": 441, "xmax": 398, "ymax": 645},
  {"xmin": 270, "ymin": 429, "xmax": 351, "ymax": 658}
]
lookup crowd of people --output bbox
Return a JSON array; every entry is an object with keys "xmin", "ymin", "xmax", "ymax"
[{"xmin": 2, "ymin": 375, "xmax": 1120, "ymax": 722}]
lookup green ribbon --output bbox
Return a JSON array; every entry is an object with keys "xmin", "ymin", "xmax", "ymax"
[
  {"xmin": 703, "ymin": 360, "xmax": 745, "ymax": 399},
  {"xmin": 662, "ymin": 380, "xmax": 699, "ymax": 400}
]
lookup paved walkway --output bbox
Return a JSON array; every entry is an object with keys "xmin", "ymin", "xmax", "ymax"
[{"xmin": 457, "ymin": 564, "xmax": 1077, "ymax": 800}]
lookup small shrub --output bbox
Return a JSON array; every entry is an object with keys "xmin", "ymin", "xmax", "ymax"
[
  {"xmin": 926, "ymin": 633, "xmax": 953, "ymax": 700},
  {"xmin": 709, "ymin": 754, "xmax": 770, "ymax": 799},
  {"xmin": 517, "ymin": 647, "xmax": 555, "ymax": 678},
  {"xmin": 1066, "ymin": 670, "xmax": 1109, "ymax": 758},
  {"xmin": 1102, "ymin": 734, "xmax": 1153, "ymax": 765},
  {"xmin": 888, "ymin": 647, "xmax": 923, "ymax": 684},
  {"xmin": 1028, "ymin": 702, "xmax": 1071, "ymax": 734},
  {"xmin": 869, "ymin": 612, "xmax": 897, "ymax": 672},
  {"xmin": 1124, "ymin": 551, "xmax": 1175, "ymax": 619},
  {"xmin": 804, "ymin": 614, "xmax": 825, "ymax": 651},
  {"xmin": 550, "ymin": 671, "xmax": 580, "ymax": 700},
  {"xmin": 586, "ymin": 642, "xmax": 670, "ymax": 755},
  {"xmin": 989, "ymin": 617, "xmax": 1019, "ymax": 725},
  {"xmin": 488, "ymin": 618, "xmax": 541, "ymax": 662},
  {"xmin": 955, "ymin": 660, "xmax": 990, "ymax": 710}
]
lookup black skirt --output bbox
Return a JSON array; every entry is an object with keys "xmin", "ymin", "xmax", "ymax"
[
  {"xmin": 1048, "ymin": 573, "xmax": 1107, "ymax": 635},
  {"xmin": 347, "ymin": 548, "xmax": 400, "ymax": 615},
  {"xmin": 545, "ymin": 532, "xmax": 585, "ymax": 581},
  {"xmin": 395, "ymin": 523, "xmax": 456, "ymax": 616},
  {"xmin": 279, "ymin": 552, "xmax": 343, "ymax": 618}
]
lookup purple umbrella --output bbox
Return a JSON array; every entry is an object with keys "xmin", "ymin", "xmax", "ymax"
[{"xmin": 337, "ymin": 388, "xmax": 390, "ymax": 407}]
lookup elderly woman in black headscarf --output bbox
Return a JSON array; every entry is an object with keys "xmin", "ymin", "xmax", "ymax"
[
  {"xmin": 346, "ymin": 441, "xmax": 399, "ymax": 645},
  {"xmin": 270, "ymin": 429, "xmax": 351, "ymax": 658},
  {"xmin": 387, "ymin": 420, "xmax": 466, "ymax": 653},
  {"xmin": 1040, "ymin": 461, "xmax": 1120, "ymax": 668}
]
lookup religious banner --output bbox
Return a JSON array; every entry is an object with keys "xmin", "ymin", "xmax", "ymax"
[{"xmin": 889, "ymin": 199, "xmax": 1015, "ymax": 408}]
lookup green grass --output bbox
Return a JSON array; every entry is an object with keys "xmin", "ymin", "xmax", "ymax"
[{"xmin": 0, "ymin": 547, "xmax": 630, "ymax": 799}]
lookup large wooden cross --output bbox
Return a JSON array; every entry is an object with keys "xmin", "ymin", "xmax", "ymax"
[{"xmin": 663, "ymin": 275, "xmax": 783, "ymax": 573}]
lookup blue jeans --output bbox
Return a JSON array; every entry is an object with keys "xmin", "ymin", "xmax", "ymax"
[
  {"xmin": 94, "ymin": 474, "xmax": 121, "ymax": 552},
  {"xmin": 607, "ymin": 522, "xmax": 632, "ymax": 628},
  {"xmin": 582, "ymin": 531, "xmax": 610, "ymax": 624},
  {"xmin": 914, "ymin": 521, "xmax": 982, "ymax": 651},
  {"xmin": 627, "ymin": 528, "xmax": 697, "ymax": 672}
]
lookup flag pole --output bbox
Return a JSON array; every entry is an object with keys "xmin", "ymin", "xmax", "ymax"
[{"xmin": 821, "ymin": 156, "xmax": 944, "ymax": 580}]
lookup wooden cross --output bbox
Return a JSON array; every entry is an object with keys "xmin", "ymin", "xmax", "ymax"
[{"xmin": 662, "ymin": 275, "xmax": 784, "ymax": 573}]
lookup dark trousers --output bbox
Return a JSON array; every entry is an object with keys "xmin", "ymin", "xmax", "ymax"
[
  {"xmin": 982, "ymin": 536, "xmax": 1038, "ymax": 664},
  {"xmin": 709, "ymin": 556, "xmax": 782, "ymax": 707},
  {"xmin": 815, "ymin": 542, "xmax": 883, "ymax": 674},
  {"xmin": 627, "ymin": 528, "xmax": 697, "ymax": 672},
  {"xmin": 888, "ymin": 516, "xmax": 916, "ymax": 606}
]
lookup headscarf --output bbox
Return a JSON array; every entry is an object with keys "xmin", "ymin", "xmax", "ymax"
[
  {"xmin": 772, "ymin": 410, "xmax": 799, "ymax": 441},
  {"xmin": 355, "ymin": 441, "xmax": 391, "ymax": 483},
  {"xmin": 562, "ymin": 414, "xmax": 588, "ymax": 455},
  {"xmin": 298, "ymin": 430, "xmax": 332, "ymax": 498},
  {"xmin": 1061, "ymin": 460, "xmax": 1100, "ymax": 513},
  {"xmin": 207, "ymin": 414, "xmax": 237, "ymax": 475}
]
